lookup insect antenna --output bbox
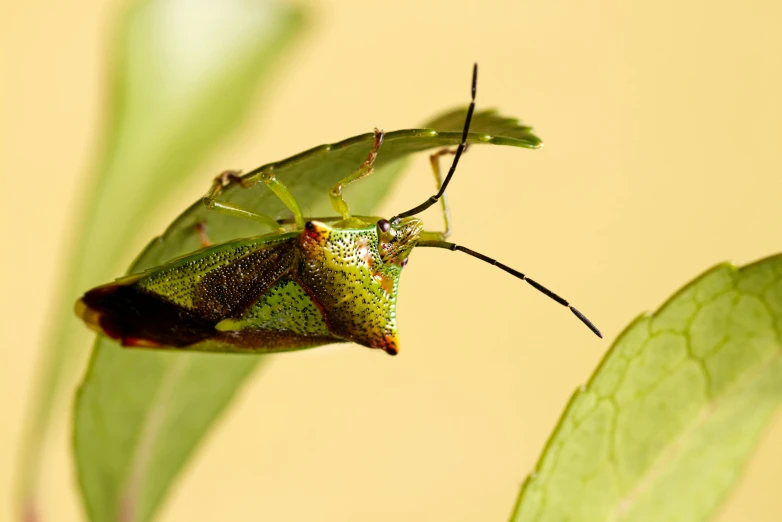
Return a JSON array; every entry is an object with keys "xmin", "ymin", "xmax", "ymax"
[
  {"xmin": 417, "ymin": 240, "xmax": 602, "ymax": 338},
  {"xmin": 392, "ymin": 63, "xmax": 477, "ymax": 223}
]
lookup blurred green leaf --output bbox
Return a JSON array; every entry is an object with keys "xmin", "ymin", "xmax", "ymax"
[
  {"xmin": 17, "ymin": 0, "xmax": 304, "ymax": 520},
  {"xmin": 74, "ymin": 111, "xmax": 540, "ymax": 522},
  {"xmin": 511, "ymin": 255, "xmax": 782, "ymax": 522}
]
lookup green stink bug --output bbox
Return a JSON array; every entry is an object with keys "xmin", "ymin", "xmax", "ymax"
[{"xmin": 75, "ymin": 64, "xmax": 601, "ymax": 356}]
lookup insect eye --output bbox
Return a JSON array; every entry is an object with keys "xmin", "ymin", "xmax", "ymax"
[{"xmin": 376, "ymin": 219, "xmax": 391, "ymax": 233}]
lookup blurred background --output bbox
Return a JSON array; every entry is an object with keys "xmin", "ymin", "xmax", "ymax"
[{"xmin": 3, "ymin": 0, "xmax": 782, "ymax": 521}]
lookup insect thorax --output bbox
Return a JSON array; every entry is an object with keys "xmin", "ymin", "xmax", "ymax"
[{"xmin": 294, "ymin": 219, "xmax": 421, "ymax": 354}]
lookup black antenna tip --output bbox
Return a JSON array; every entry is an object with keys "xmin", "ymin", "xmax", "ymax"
[
  {"xmin": 471, "ymin": 63, "xmax": 478, "ymax": 99},
  {"xmin": 570, "ymin": 306, "xmax": 602, "ymax": 338}
]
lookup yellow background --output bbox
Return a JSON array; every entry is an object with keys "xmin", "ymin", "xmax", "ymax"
[{"xmin": 3, "ymin": 0, "xmax": 782, "ymax": 521}]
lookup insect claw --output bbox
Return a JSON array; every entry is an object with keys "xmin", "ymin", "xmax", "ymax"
[{"xmin": 217, "ymin": 169, "xmax": 243, "ymax": 187}]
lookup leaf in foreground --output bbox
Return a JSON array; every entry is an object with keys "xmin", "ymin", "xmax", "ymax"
[
  {"xmin": 17, "ymin": 0, "xmax": 304, "ymax": 520},
  {"xmin": 512, "ymin": 255, "xmax": 782, "ymax": 522},
  {"xmin": 74, "ymin": 111, "xmax": 541, "ymax": 522}
]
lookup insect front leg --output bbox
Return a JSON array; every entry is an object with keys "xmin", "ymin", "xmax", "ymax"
[
  {"xmin": 329, "ymin": 129, "xmax": 384, "ymax": 219},
  {"xmin": 428, "ymin": 145, "xmax": 469, "ymax": 238}
]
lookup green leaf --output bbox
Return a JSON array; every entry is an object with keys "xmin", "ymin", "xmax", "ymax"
[
  {"xmin": 74, "ymin": 111, "xmax": 540, "ymax": 522},
  {"xmin": 16, "ymin": 0, "xmax": 305, "ymax": 520},
  {"xmin": 132, "ymin": 109, "xmax": 540, "ymax": 270},
  {"xmin": 511, "ymin": 255, "xmax": 782, "ymax": 522}
]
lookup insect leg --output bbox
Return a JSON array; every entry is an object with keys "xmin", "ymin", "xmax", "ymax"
[
  {"xmin": 258, "ymin": 170, "xmax": 305, "ymax": 229},
  {"xmin": 202, "ymin": 170, "xmax": 284, "ymax": 232},
  {"xmin": 329, "ymin": 128, "xmax": 384, "ymax": 219},
  {"xmin": 428, "ymin": 145, "xmax": 470, "ymax": 238}
]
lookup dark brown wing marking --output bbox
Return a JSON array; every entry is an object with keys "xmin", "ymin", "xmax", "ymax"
[{"xmin": 193, "ymin": 241, "xmax": 298, "ymax": 320}]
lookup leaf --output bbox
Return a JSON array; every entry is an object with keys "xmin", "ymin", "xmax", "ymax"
[
  {"xmin": 511, "ymin": 255, "xmax": 782, "ymax": 522},
  {"xmin": 133, "ymin": 109, "xmax": 540, "ymax": 270},
  {"xmin": 16, "ymin": 0, "xmax": 305, "ymax": 520},
  {"xmin": 74, "ymin": 111, "xmax": 541, "ymax": 522}
]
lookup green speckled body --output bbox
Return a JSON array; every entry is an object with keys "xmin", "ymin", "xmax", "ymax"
[
  {"xmin": 217, "ymin": 279, "xmax": 332, "ymax": 337},
  {"xmin": 77, "ymin": 218, "xmax": 422, "ymax": 355}
]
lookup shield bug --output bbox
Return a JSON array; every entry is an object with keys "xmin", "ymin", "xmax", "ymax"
[{"xmin": 75, "ymin": 64, "xmax": 601, "ymax": 356}]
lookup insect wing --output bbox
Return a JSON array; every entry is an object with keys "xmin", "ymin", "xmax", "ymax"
[{"xmin": 77, "ymin": 234, "xmax": 308, "ymax": 349}]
